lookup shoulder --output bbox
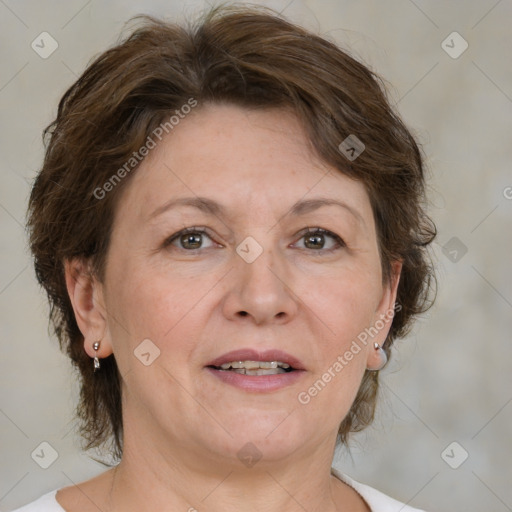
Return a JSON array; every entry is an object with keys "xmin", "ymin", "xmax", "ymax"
[
  {"xmin": 9, "ymin": 489, "xmax": 65, "ymax": 512},
  {"xmin": 332, "ymin": 468, "xmax": 427, "ymax": 512},
  {"xmin": 11, "ymin": 467, "xmax": 116, "ymax": 512},
  {"xmin": 11, "ymin": 472, "xmax": 427, "ymax": 512}
]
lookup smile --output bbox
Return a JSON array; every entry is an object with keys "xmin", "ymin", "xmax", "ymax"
[{"xmin": 211, "ymin": 360, "xmax": 294, "ymax": 375}]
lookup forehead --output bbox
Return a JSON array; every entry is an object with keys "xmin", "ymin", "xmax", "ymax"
[{"xmin": 114, "ymin": 103, "xmax": 373, "ymax": 228}]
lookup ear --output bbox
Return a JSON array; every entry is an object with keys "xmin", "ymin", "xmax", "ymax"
[
  {"xmin": 64, "ymin": 257, "xmax": 113, "ymax": 359},
  {"xmin": 366, "ymin": 259, "xmax": 402, "ymax": 368}
]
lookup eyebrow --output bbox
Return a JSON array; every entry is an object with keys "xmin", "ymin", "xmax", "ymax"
[{"xmin": 148, "ymin": 196, "xmax": 365, "ymax": 226}]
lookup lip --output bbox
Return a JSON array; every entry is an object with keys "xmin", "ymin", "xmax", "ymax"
[
  {"xmin": 205, "ymin": 348, "xmax": 307, "ymax": 393},
  {"xmin": 205, "ymin": 348, "xmax": 306, "ymax": 371}
]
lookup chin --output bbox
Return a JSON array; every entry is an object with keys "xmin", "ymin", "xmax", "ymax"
[{"xmin": 210, "ymin": 413, "xmax": 313, "ymax": 464}]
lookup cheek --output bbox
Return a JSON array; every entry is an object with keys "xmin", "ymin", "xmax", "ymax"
[
  {"xmin": 295, "ymin": 271, "xmax": 376, "ymax": 409},
  {"xmin": 107, "ymin": 261, "xmax": 215, "ymax": 366},
  {"xmin": 297, "ymin": 335, "xmax": 367, "ymax": 426},
  {"xmin": 305, "ymin": 268, "xmax": 379, "ymax": 342}
]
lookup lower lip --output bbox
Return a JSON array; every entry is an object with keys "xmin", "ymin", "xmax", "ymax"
[{"xmin": 205, "ymin": 367, "xmax": 306, "ymax": 392}]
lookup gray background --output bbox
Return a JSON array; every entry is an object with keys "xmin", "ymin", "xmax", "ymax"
[{"xmin": 1, "ymin": 1, "xmax": 511, "ymax": 510}]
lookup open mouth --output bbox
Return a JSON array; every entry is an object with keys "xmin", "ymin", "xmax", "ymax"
[{"xmin": 207, "ymin": 360, "xmax": 296, "ymax": 376}]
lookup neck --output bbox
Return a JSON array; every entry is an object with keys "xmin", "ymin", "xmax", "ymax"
[
  {"xmin": 106, "ymin": 425, "xmax": 347, "ymax": 512},
  {"xmin": 109, "ymin": 460, "xmax": 342, "ymax": 512}
]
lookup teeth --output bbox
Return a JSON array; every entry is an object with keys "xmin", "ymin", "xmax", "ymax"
[
  {"xmin": 230, "ymin": 368, "xmax": 287, "ymax": 375},
  {"xmin": 259, "ymin": 361, "xmax": 278, "ymax": 369},
  {"xmin": 218, "ymin": 360, "xmax": 291, "ymax": 370},
  {"xmin": 242, "ymin": 361, "xmax": 260, "ymax": 369},
  {"xmin": 226, "ymin": 362, "xmax": 244, "ymax": 369}
]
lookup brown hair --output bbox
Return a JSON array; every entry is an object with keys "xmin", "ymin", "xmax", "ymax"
[{"xmin": 26, "ymin": 4, "xmax": 436, "ymax": 462}]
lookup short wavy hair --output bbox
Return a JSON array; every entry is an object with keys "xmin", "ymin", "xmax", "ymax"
[{"xmin": 26, "ymin": 4, "xmax": 437, "ymax": 462}]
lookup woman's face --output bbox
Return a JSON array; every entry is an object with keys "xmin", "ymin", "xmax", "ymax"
[{"xmin": 84, "ymin": 103, "xmax": 400, "ymax": 468}]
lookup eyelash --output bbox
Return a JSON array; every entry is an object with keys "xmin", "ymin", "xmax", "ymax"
[{"xmin": 164, "ymin": 226, "xmax": 345, "ymax": 255}]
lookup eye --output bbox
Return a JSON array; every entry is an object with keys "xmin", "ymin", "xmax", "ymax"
[
  {"xmin": 165, "ymin": 227, "xmax": 216, "ymax": 251},
  {"xmin": 164, "ymin": 226, "xmax": 345, "ymax": 254},
  {"xmin": 293, "ymin": 227, "xmax": 345, "ymax": 253}
]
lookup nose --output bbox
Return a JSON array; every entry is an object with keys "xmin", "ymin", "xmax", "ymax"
[{"xmin": 221, "ymin": 243, "xmax": 298, "ymax": 325}]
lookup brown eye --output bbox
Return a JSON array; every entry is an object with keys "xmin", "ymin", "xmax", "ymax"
[
  {"xmin": 180, "ymin": 232, "xmax": 203, "ymax": 249},
  {"xmin": 304, "ymin": 232, "xmax": 325, "ymax": 249},
  {"xmin": 166, "ymin": 227, "xmax": 214, "ymax": 251},
  {"xmin": 296, "ymin": 228, "xmax": 345, "ymax": 253}
]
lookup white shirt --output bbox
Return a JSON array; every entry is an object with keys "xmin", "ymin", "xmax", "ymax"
[{"xmin": 10, "ymin": 468, "xmax": 426, "ymax": 511}]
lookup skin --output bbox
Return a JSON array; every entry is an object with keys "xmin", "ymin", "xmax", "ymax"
[{"xmin": 61, "ymin": 103, "xmax": 402, "ymax": 512}]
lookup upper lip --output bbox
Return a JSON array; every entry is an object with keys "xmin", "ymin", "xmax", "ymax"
[{"xmin": 206, "ymin": 349, "xmax": 306, "ymax": 371}]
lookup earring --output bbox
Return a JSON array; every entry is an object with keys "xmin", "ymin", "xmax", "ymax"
[
  {"xmin": 366, "ymin": 342, "xmax": 387, "ymax": 372},
  {"xmin": 93, "ymin": 341, "xmax": 101, "ymax": 371}
]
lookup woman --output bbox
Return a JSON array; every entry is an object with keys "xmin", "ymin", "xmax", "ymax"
[{"xmin": 17, "ymin": 4, "xmax": 436, "ymax": 511}]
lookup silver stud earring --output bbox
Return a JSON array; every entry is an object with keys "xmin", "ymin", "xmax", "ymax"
[
  {"xmin": 93, "ymin": 341, "xmax": 101, "ymax": 371},
  {"xmin": 366, "ymin": 342, "xmax": 387, "ymax": 372}
]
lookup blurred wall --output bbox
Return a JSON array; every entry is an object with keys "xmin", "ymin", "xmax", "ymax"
[{"xmin": 1, "ymin": 1, "xmax": 511, "ymax": 510}]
